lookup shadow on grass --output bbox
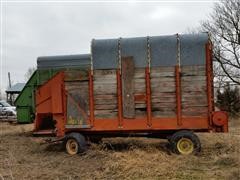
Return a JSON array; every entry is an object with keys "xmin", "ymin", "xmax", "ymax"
[
  {"xmin": 44, "ymin": 138, "xmax": 172, "ymax": 155},
  {"xmin": 99, "ymin": 139, "xmax": 171, "ymax": 154}
]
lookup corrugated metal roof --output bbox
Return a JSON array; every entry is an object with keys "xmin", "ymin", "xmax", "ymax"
[
  {"xmin": 6, "ymin": 83, "xmax": 26, "ymax": 93},
  {"xmin": 92, "ymin": 39, "xmax": 118, "ymax": 69},
  {"xmin": 92, "ymin": 33, "xmax": 209, "ymax": 69},
  {"xmin": 37, "ymin": 54, "xmax": 91, "ymax": 69}
]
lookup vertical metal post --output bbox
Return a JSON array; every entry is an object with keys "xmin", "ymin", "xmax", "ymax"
[
  {"xmin": 206, "ymin": 42, "xmax": 213, "ymax": 126},
  {"xmin": 175, "ymin": 66, "xmax": 182, "ymax": 126},
  {"xmin": 176, "ymin": 34, "xmax": 182, "ymax": 126},
  {"xmin": 8, "ymin": 72, "xmax": 11, "ymax": 88},
  {"xmin": 7, "ymin": 72, "xmax": 12, "ymax": 105},
  {"xmin": 117, "ymin": 38, "xmax": 123, "ymax": 127},
  {"xmin": 145, "ymin": 68, "xmax": 152, "ymax": 127},
  {"xmin": 117, "ymin": 69, "xmax": 123, "ymax": 127},
  {"xmin": 88, "ymin": 73, "xmax": 94, "ymax": 127},
  {"xmin": 118, "ymin": 38, "xmax": 122, "ymax": 74},
  {"xmin": 146, "ymin": 36, "xmax": 152, "ymax": 127},
  {"xmin": 147, "ymin": 36, "xmax": 151, "ymax": 72},
  {"xmin": 90, "ymin": 39, "xmax": 94, "ymax": 76},
  {"xmin": 176, "ymin": 34, "xmax": 181, "ymax": 70},
  {"xmin": 89, "ymin": 39, "xmax": 95, "ymax": 126}
]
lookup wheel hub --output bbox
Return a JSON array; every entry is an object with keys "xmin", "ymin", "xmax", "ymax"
[
  {"xmin": 177, "ymin": 138, "xmax": 194, "ymax": 155},
  {"xmin": 66, "ymin": 139, "xmax": 78, "ymax": 155}
]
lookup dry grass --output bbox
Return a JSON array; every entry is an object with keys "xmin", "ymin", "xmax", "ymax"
[{"xmin": 0, "ymin": 119, "xmax": 239, "ymax": 180}]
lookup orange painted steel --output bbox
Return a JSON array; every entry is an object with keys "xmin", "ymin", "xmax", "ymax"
[
  {"xmin": 89, "ymin": 71, "xmax": 95, "ymax": 127},
  {"xmin": 67, "ymin": 117, "xmax": 209, "ymax": 132},
  {"xmin": 34, "ymin": 72, "xmax": 66, "ymax": 137},
  {"xmin": 206, "ymin": 43, "xmax": 214, "ymax": 127},
  {"xmin": 145, "ymin": 67, "xmax": 152, "ymax": 127},
  {"xmin": 117, "ymin": 69, "xmax": 123, "ymax": 127},
  {"xmin": 34, "ymin": 42, "xmax": 228, "ymax": 138},
  {"xmin": 175, "ymin": 66, "xmax": 182, "ymax": 126},
  {"xmin": 205, "ymin": 42, "xmax": 228, "ymax": 132}
]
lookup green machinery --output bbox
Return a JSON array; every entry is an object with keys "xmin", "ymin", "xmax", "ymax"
[{"xmin": 15, "ymin": 54, "xmax": 90, "ymax": 123}]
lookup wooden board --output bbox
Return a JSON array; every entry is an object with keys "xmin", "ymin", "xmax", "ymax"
[
  {"xmin": 90, "ymin": 65, "xmax": 208, "ymax": 119},
  {"xmin": 181, "ymin": 65, "xmax": 207, "ymax": 117},
  {"xmin": 94, "ymin": 69, "xmax": 118, "ymax": 118},
  {"xmin": 65, "ymin": 81, "xmax": 89, "ymax": 125},
  {"xmin": 64, "ymin": 69, "xmax": 89, "ymax": 81},
  {"xmin": 150, "ymin": 67, "xmax": 176, "ymax": 117},
  {"xmin": 133, "ymin": 68, "xmax": 146, "ymax": 117},
  {"xmin": 121, "ymin": 57, "xmax": 135, "ymax": 118}
]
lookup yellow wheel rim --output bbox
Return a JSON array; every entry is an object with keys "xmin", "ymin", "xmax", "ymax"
[
  {"xmin": 177, "ymin": 138, "xmax": 194, "ymax": 155},
  {"xmin": 66, "ymin": 139, "xmax": 78, "ymax": 155}
]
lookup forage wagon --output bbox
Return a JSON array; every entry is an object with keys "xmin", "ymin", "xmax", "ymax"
[{"xmin": 26, "ymin": 33, "xmax": 228, "ymax": 155}]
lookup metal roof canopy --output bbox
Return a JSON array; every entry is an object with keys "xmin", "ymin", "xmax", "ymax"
[
  {"xmin": 37, "ymin": 54, "xmax": 91, "ymax": 70},
  {"xmin": 6, "ymin": 83, "xmax": 26, "ymax": 93},
  {"xmin": 91, "ymin": 33, "xmax": 209, "ymax": 69},
  {"xmin": 121, "ymin": 37, "xmax": 148, "ymax": 68},
  {"xmin": 92, "ymin": 39, "xmax": 118, "ymax": 69}
]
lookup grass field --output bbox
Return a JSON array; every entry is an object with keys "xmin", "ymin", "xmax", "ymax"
[{"xmin": 0, "ymin": 119, "xmax": 239, "ymax": 180}]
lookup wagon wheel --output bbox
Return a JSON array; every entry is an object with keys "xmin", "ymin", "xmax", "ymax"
[
  {"xmin": 64, "ymin": 133, "xmax": 87, "ymax": 155},
  {"xmin": 169, "ymin": 130, "xmax": 201, "ymax": 155}
]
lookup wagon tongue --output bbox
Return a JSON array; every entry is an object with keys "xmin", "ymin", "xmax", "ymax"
[{"xmin": 32, "ymin": 129, "xmax": 56, "ymax": 136}]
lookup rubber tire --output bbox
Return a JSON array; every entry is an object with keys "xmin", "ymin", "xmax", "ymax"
[
  {"xmin": 64, "ymin": 133, "xmax": 87, "ymax": 155},
  {"xmin": 169, "ymin": 130, "xmax": 201, "ymax": 155}
]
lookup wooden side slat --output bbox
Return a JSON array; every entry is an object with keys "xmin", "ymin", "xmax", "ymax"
[
  {"xmin": 94, "ymin": 69, "xmax": 118, "ymax": 118},
  {"xmin": 122, "ymin": 57, "xmax": 135, "ymax": 118}
]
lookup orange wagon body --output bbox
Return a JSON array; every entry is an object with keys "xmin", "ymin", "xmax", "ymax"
[{"xmin": 34, "ymin": 42, "xmax": 228, "ymax": 138}]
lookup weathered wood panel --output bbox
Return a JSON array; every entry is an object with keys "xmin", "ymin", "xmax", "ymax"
[
  {"xmin": 181, "ymin": 66, "xmax": 205, "ymax": 76},
  {"xmin": 94, "ymin": 69, "xmax": 118, "ymax": 118},
  {"xmin": 181, "ymin": 65, "xmax": 207, "ymax": 117},
  {"xmin": 65, "ymin": 80, "xmax": 89, "ymax": 125},
  {"xmin": 122, "ymin": 57, "xmax": 135, "ymax": 118},
  {"xmin": 64, "ymin": 69, "xmax": 89, "ymax": 81},
  {"xmin": 91, "ymin": 65, "xmax": 208, "ymax": 119},
  {"xmin": 133, "ymin": 68, "xmax": 146, "ymax": 117},
  {"xmin": 150, "ymin": 66, "xmax": 176, "ymax": 117}
]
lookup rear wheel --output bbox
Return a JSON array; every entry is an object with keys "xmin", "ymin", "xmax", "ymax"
[
  {"xmin": 169, "ymin": 130, "xmax": 201, "ymax": 155},
  {"xmin": 64, "ymin": 133, "xmax": 87, "ymax": 155}
]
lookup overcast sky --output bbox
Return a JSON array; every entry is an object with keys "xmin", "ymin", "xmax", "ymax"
[{"xmin": 1, "ymin": 1, "xmax": 216, "ymax": 91}]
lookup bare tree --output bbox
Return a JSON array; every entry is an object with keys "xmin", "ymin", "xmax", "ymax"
[
  {"xmin": 25, "ymin": 67, "xmax": 36, "ymax": 81},
  {"xmin": 201, "ymin": 0, "xmax": 240, "ymax": 85}
]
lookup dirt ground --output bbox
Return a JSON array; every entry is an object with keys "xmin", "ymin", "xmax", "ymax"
[{"xmin": 0, "ymin": 119, "xmax": 239, "ymax": 180}]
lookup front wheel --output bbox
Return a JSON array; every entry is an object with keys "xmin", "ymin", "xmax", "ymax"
[
  {"xmin": 64, "ymin": 133, "xmax": 87, "ymax": 155},
  {"xmin": 169, "ymin": 130, "xmax": 201, "ymax": 155}
]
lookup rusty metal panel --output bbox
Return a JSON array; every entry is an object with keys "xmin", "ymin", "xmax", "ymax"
[
  {"xmin": 51, "ymin": 80, "xmax": 63, "ymax": 114},
  {"xmin": 35, "ymin": 72, "xmax": 64, "ymax": 114}
]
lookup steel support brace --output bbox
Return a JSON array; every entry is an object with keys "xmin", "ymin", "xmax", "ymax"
[
  {"xmin": 206, "ymin": 43, "xmax": 214, "ymax": 126},
  {"xmin": 175, "ymin": 66, "xmax": 182, "ymax": 126},
  {"xmin": 89, "ymin": 70, "xmax": 95, "ymax": 126},
  {"xmin": 117, "ymin": 69, "xmax": 123, "ymax": 127},
  {"xmin": 145, "ymin": 67, "xmax": 152, "ymax": 127}
]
